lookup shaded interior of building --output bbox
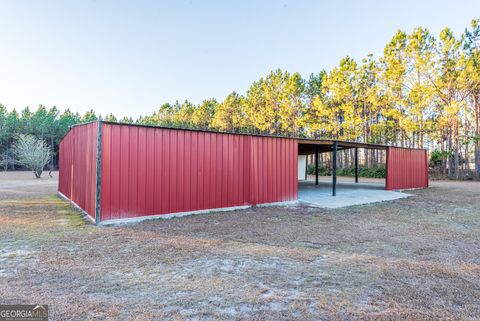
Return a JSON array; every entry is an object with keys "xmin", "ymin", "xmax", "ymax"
[{"xmin": 297, "ymin": 139, "xmax": 391, "ymax": 202}]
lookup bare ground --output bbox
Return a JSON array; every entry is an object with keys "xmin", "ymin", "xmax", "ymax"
[{"xmin": 1, "ymin": 172, "xmax": 479, "ymax": 320}]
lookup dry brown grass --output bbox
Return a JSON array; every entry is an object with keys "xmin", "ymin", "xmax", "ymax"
[{"xmin": 1, "ymin": 173, "xmax": 480, "ymax": 320}]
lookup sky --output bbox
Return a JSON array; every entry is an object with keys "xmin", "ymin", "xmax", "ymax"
[{"xmin": 1, "ymin": 0, "xmax": 479, "ymax": 119}]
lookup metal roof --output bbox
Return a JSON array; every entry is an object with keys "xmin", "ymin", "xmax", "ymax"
[{"xmin": 67, "ymin": 120, "xmax": 425, "ymax": 151}]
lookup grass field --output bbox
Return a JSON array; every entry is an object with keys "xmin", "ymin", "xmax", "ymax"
[{"xmin": 1, "ymin": 172, "xmax": 480, "ymax": 320}]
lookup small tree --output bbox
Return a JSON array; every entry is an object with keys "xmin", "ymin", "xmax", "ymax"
[
  {"xmin": 0, "ymin": 149, "xmax": 13, "ymax": 171},
  {"xmin": 13, "ymin": 134, "xmax": 51, "ymax": 178}
]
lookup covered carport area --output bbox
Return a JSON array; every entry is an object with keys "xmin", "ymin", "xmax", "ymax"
[
  {"xmin": 296, "ymin": 139, "xmax": 428, "ymax": 208},
  {"xmin": 298, "ymin": 139, "xmax": 388, "ymax": 196}
]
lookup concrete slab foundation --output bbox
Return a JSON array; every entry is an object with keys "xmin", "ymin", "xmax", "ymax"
[{"xmin": 298, "ymin": 180, "xmax": 411, "ymax": 209}]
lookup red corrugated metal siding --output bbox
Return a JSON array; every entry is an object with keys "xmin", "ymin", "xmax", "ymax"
[
  {"xmin": 249, "ymin": 136, "xmax": 297, "ymax": 205},
  {"xmin": 100, "ymin": 124, "xmax": 297, "ymax": 222},
  {"xmin": 386, "ymin": 147, "xmax": 428, "ymax": 190},
  {"xmin": 58, "ymin": 122, "xmax": 98, "ymax": 219},
  {"xmin": 58, "ymin": 131, "xmax": 73, "ymax": 198}
]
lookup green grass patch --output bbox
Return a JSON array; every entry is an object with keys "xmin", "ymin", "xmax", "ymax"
[{"xmin": 307, "ymin": 164, "xmax": 386, "ymax": 178}]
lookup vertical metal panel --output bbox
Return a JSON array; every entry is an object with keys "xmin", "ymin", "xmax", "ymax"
[
  {"xmin": 153, "ymin": 128, "xmax": 163, "ymax": 215},
  {"xmin": 137, "ymin": 127, "xmax": 147, "ymax": 216},
  {"xmin": 101, "ymin": 123, "xmax": 112, "ymax": 221},
  {"xmin": 386, "ymin": 147, "xmax": 429, "ymax": 190},
  {"xmin": 145, "ymin": 128, "xmax": 155, "ymax": 214},
  {"xmin": 292, "ymin": 139, "xmax": 298, "ymax": 200},
  {"xmin": 119, "ymin": 125, "xmax": 129, "ymax": 218},
  {"xmin": 128, "ymin": 126, "xmax": 138, "ymax": 216},
  {"xmin": 160, "ymin": 129, "xmax": 169, "ymax": 214},
  {"xmin": 100, "ymin": 124, "xmax": 298, "ymax": 222},
  {"xmin": 110, "ymin": 124, "xmax": 121, "ymax": 218},
  {"xmin": 220, "ymin": 134, "xmax": 227, "ymax": 208},
  {"xmin": 206, "ymin": 132, "xmax": 213, "ymax": 208},
  {"xmin": 248, "ymin": 136, "xmax": 297, "ymax": 205},
  {"xmin": 58, "ymin": 122, "xmax": 98, "ymax": 219},
  {"xmin": 190, "ymin": 131, "xmax": 198, "ymax": 210},
  {"xmin": 197, "ymin": 132, "xmax": 205, "ymax": 209}
]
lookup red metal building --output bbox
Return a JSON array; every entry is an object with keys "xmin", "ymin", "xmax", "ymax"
[
  {"xmin": 386, "ymin": 147, "xmax": 429, "ymax": 190},
  {"xmin": 58, "ymin": 122, "xmax": 98, "ymax": 221},
  {"xmin": 58, "ymin": 121, "xmax": 428, "ymax": 224}
]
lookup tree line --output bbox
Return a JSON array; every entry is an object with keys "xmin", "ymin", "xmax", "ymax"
[{"xmin": 1, "ymin": 19, "xmax": 479, "ymax": 178}]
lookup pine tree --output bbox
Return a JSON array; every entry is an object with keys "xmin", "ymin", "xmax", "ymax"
[
  {"xmin": 463, "ymin": 19, "xmax": 480, "ymax": 178},
  {"xmin": 192, "ymin": 99, "xmax": 217, "ymax": 130},
  {"xmin": 211, "ymin": 92, "xmax": 244, "ymax": 132},
  {"xmin": 380, "ymin": 30, "xmax": 409, "ymax": 147}
]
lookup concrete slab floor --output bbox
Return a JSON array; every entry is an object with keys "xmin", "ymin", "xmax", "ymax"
[{"xmin": 298, "ymin": 180, "xmax": 411, "ymax": 209}]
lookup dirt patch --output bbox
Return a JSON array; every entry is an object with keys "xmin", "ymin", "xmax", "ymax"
[
  {"xmin": 0, "ymin": 173, "xmax": 479, "ymax": 320},
  {"xmin": 0, "ymin": 171, "xmax": 58, "ymax": 200}
]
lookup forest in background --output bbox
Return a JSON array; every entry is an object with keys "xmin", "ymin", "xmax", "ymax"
[{"xmin": 1, "ymin": 19, "xmax": 479, "ymax": 179}]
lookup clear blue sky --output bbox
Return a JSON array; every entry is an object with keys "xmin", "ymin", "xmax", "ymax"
[{"xmin": 1, "ymin": 0, "xmax": 478, "ymax": 118}]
